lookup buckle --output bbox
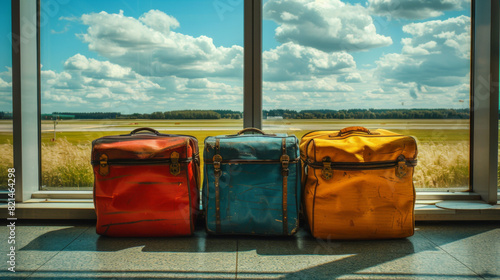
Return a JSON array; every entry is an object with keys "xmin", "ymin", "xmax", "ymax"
[
  {"xmin": 170, "ymin": 151, "xmax": 180, "ymax": 176},
  {"xmin": 281, "ymin": 154, "xmax": 290, "ymax": 176},
  {"xmin": 213, "ymin": 154, "xmax": 223, "ymax": 172},
  {"xmin": 396, "ymin": 155, "xmax": 408, "ymax": 178},
  {"xmin": 321, "ymin": 156, "xmax": 333, "ymax": 180},
  {"xmin": 98, "ymin": 154, "xmax": 109, "ymax": 176}
]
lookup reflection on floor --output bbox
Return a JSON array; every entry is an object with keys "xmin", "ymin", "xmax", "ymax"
[{"xmin": 0, "ymin": 220, "xmax": 498, "ymax": 279}]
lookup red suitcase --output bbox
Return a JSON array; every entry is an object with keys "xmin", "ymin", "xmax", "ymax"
[{"xmin": 91, "ymin": 128, "xmax": 200, "ymax": 237}]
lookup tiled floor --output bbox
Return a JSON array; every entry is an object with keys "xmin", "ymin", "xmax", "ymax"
[{"xmin": 0, "ymin": 220, "xmax": 499, "ymax": 279}]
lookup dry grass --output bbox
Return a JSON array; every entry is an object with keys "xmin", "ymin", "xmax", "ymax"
[
  {"xmin": 0, "ymin": 142, "xmax": 14, "ymax": 189},
  {"xmin": 413, "ymin": 142, "xmax": 469, "ymax": 188},
  {"xmin": 40, "ymin": 138, "xmax": 94, "ymax": 189}
]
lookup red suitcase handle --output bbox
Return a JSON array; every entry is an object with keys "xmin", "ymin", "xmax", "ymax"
[{"xmin": 130, "ymin": 127, "xmax": 160, "ymax": 135}]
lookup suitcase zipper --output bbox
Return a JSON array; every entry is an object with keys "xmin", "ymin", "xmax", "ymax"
[
  {"xmin": 91, "ymin": 157, "xmax": 194, "ymax": 165},
  {"xmin": 307, "ymin": 155, "xmax": 417, "ymax": 180},
  {"xmin": 302, "ymin": 133, "xmax": 417, "ymax": 167},
  {"xmin": 91, "ymin": 156, "xmax": 194, "ymax": 176},
  {"xmin": 204, "ymin": 159, "xmax": 299, "ymax": 164}
]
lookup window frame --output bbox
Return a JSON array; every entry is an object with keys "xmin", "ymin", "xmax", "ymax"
[
  {"xmin": 12, "ymin": 0, "xmax": 40, "ymax": 202},
  {"xmin": 471, "ymin": 0, "xmax": 499, "ymax": 204},
  {"xmin": 6, "ymin": 0, "xmax": 499, "ymax": 219}
]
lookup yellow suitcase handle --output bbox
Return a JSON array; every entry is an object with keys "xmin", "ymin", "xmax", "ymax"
[{"xmin": 338, "ymin": 126, "xmax": 372, "ymax": 136}]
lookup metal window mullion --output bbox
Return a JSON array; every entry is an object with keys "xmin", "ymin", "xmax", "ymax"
[
  {"xmin": 12, "ymin": 0, "xmax": 40, "ymax": 202},
  {"xmin": 244, "ymin": 0, "xmax": 262, "ymax": 129},
  {"xmin": 471, "ymin": 0, "xmax": 499, "ymax": 204}
]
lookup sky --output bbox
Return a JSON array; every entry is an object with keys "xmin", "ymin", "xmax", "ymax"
[
  {"xmin": 0, "ymin": 0, "xmax": 471, "ymax": 113},
  {"xmin": 0, "ymin": 0, "xmax": 12, "ymax": 112}
]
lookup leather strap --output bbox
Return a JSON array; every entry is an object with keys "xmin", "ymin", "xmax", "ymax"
[
  {"xmin": 214, "ymin": 139, "xmax": 222, "ymax": 233},
  {"xmin": 281, "ymin": 138, "xmax": 289, "ymax": 235}
]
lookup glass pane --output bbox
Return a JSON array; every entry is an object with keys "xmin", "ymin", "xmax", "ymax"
[
  {"xmin": 40, "ymin": 0, "xmax": 243, "ymax": 190},
  {"xmin": 262, "ymin": 0, "xmax": 471, "ymax": 190},
  {"xmin": 0, "ymin": 0, "xmax": 13, "ymax": 191}
]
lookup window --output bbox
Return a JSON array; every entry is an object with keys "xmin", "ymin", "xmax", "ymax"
[
  {"xmin": 262, "ymin": 0, "xmax": 471, "ymax": 191},
  {"xmin": 0, "ymin": 0, "xmax": 13, "ymax": 191},
  {"xmin": 39, "ymin": 0, "xmax": 243, "ymax": 190},
  {"xmin": 8, "ymin": 0, "xmax": 499, "ymax": 211}
]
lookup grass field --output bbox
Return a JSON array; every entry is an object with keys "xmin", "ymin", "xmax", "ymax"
[{"xmin": 0, "ymin": 119, "xmax": 479, "ymax": 190}]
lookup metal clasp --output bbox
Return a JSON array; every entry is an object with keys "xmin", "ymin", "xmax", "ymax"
[
  {"xmin": 170, "ymin": 151, "xmax": 180, "ymax": 176},
  {"xmin": 321, "ymin": 156, "xmax": 333, "ymax": 180},
  {"xmin": 396, "ymin": 155, "xmax": 408, "ymax": 178},
  {"xmin": 213, "ymin": 154, "xmax": 222, "ymax": 176},
  {"xmin": 281, "ymin": 154, "xmax": 290, "ymax": 176},
  {"xmin": 99, "ymin": 154, "xmax": 109, "ymax": 176}
]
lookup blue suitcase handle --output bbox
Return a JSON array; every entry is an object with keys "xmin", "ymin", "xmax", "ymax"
[{"xmin": 237, "ymin": 128, "xmax": 266, "ymax": 135}]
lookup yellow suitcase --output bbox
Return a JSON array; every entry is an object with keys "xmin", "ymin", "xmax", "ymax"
[{"xmin": 300, "ymin": 126, "xmax": 418, "ymax": 239}]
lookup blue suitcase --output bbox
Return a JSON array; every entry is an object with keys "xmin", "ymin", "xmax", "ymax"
[{"xmin": 203, "ymin": 128, "xmax": 301, "ymax": 235}]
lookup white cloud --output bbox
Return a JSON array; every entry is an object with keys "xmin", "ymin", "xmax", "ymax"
[
  {"xmin": 368, "ymin": 0, "xmax": 469, "ymax": 20},
  {"xmin": 403, "ymin": 16, "xmax": 470, "ymax": 58},
  {"xmin": 374, "ymin": 15, "xmax": 470, "ymax": 104},
  {"xmin": 77, "ymin": 10, "xmax": 243, "ymax": 79},
  {"xmin": 0, "ymin": 68, "xmax": 13, "ymax": 112},
  {"xmin": 207, "ymin": 92, "xmax": 239, "ymax": 101},
  {"xmin": 183, "ymin": 78, "xmax": 235, "ymax": 92},
  {"xmin": 0, "ymin": 77, "xmax": 11, "ymax": 92},
  {"xmin": 402, "ymin": 40, "xmax": 438, "ymax": 55},
  {"xmin": 338, "ymin": 73, "xmax": 362, "ymax": 83},
  {"xmin": 456, "ymin": 83, "xmax": 469, "ymax": 94},
  {"xmin": 138, "ymin": 9, "xmax": 180, "ymax": 35},
  {"xmin": 264, "ymin": 76, "xmax": 354, "ymax": 93},
  {"xmin": 64, "ymin": 54, "xmax": 137, "ymax": 80},
  {"xmin": 263, "ymin": 90, "xmax": 355, "ymax": 110},
  {"xmin": 263, "ymin": 42, "xmax": 356, "ymax": 81},
  {"xmin": 263, "ymin": 0, "xmax": 392, "ymax": 52},
  {"xmin": 0, "ymin": 67, "xmax": 12, "ymax": 92},
  {"xmin": 44, "ymin": 90, "xmax": 87, "ymax": 104},
  {"xmin": 41, "ymin": 53, "xmax": 243, "ymax": 112},
  {"xmin": 262, "ymin": 74, "xmax": 361, "ymax": 109},
  {"xmin": 42, "ymin": 55, "xmax": 162, "ymax": 110}
]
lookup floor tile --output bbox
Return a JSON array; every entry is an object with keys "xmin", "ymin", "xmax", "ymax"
[
  {"xmin": 1, "ymin": 221, "xmax": 498, "ymax": 279},
  {"xmin": 0, "ymin": 249, "xmax": 61, "ymax": 277},
  {"xmin": 60, "ymin": 226, "xmax": 239, "ymax": 253},
  {"xmin": 0, "ymin": 224, "xmax": 91, "ymax": 277},
  {"xmin": 27, "ymin": 227, "xmax": 238, "ymax": 279},
  {"xmin": 27, "ymin": 271, "xmax": 233, "ymax": 279},
  {"xmin": 417, "ymin": 221, "xmax": 500, "ymax": 279},
  {"xmin": 0, "ymin": 271, "xmax": 34, "ymax": 279},
  {"xmin": 0, "ymin": 224, "xmax": 89, "ymax": 253},
  {"xmin": 448, "ymin": 253, "xmax": 500, "ymax": 279},
  {"xmin": 236, "ymin": 251, "xmax": 482, "ymax": 279},
  {"xmin": 30, "ymin": 248, "xmax": 237, "ymax": 279},
  {"xmin": 416, "ymin": 221, "xmax": 499, "ymax": 250},
  {"xmin": 237, "ymin": 231, "xmax": 438, "ymax": 256}
]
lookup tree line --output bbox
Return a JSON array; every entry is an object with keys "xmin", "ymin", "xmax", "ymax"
[
  {"xmin": 264, "ymin": 109, "xmax": 470, "ymax": 119},
  {"xmin": 124, "ymin": 110, "xmax": 242, "ymax": 120},
  {"xmin": 0, "ymin": 108, "xmax": 478, "ymax": 120}
]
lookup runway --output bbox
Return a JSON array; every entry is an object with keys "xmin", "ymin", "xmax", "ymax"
[{"xmin": 0, "ymin": 120, "xmax": 470, "ymax": 132}]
